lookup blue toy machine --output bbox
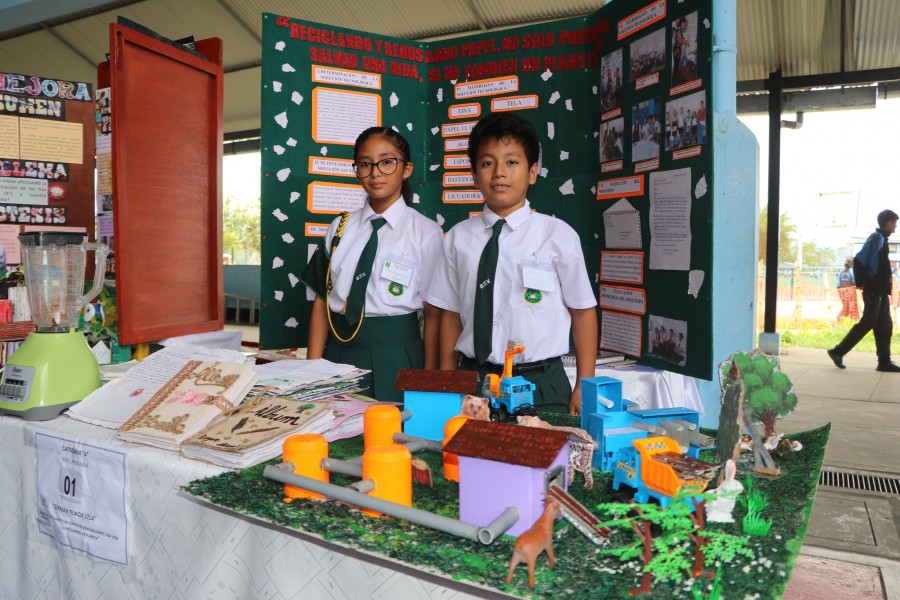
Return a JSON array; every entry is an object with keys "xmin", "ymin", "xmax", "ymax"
[{"xmin": 484, "ymin": 375, "xmax": 537, "ymax": 422}]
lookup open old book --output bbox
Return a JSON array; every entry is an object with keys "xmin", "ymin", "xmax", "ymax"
[
  {"xmin": 117, "ymin": 360, "xmax": 259, "ymax": 452},
  {"xmin": 180, "ymin": 393, "xmax": 386, "ymax": 469}
]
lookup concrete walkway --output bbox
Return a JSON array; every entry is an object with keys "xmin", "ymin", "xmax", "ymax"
[{"xmin": 777, "ymin": 347, "xmax": 900, "ymax": 600}]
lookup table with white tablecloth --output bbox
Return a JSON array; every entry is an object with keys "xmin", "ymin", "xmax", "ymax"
[
  {"xmin": 566, "ymin": 364, "xmax": 704, "ymax": 416},
  {"xmin": 0, "ymin": 414, "xmax": 486, "ymax": 600}
]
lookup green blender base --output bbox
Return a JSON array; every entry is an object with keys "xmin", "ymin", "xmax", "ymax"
[{"xmin": 0, "ymin": 330, "xmax": 101, "ymax": 421}]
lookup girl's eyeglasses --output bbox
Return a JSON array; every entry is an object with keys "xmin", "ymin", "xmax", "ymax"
[{"xmin": 352, "ymin": 157, "xmax": 403, "ymax": 177}]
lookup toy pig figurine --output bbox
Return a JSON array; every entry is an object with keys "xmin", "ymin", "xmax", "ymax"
[
  {"xmin": 505, "ymin": 497, "xmax": 561, "ymax": 589},
  {"xmin": 705, "ymin": 459, "xmax": 743, "ymax": 523}
]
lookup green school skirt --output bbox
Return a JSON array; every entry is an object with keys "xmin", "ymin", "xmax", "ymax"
[
  {"xmin": 324, "ymin": 312, "xmax": 423, "ymax": 403},
  {"xmin": 458, "ymin": 355, "xmax": 572, "ymax": 414}
]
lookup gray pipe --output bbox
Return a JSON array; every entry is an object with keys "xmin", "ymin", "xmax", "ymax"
[
  {"xmin": 320, "ymin": 457, "xmax": 363, "ymax": 478},
  {"xmin": 400, "ymin": 409, "xmax": 413, "ymax": 422},
  {"xmin": 393, "ymin": 432, "xmax": 443, "ymax": 453},
  {"xmin": 349, "ymin": 479, "xmax": 375, "ymax": 493},
  {"xmin": 673, "ymin": 418, "xmax": 697, "ymax": 431},
  {"xmin": 264, "ymin": 464, "xmax": 519, "ymax": 545}
]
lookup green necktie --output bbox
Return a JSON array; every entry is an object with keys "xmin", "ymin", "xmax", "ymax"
[
  {"xmin": 474, "ymin": 218, "xmax": 505, "ymax": 363},
  {"xmin": 344, "ymin": 217, "xmax": 385, "ymax": 326}
]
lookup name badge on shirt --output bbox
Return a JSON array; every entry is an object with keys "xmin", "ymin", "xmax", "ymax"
[
  {"xmin": 521, "ymin": 261, "xmax": 556, "ymax": 292},
  {"xmin": 381, "ymin": 257, "xmax": 413, "ymax": 287}
]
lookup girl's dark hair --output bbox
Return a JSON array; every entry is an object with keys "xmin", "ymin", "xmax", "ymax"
[
  {"xmin": 467, "ymin": 113, "xmax": 540, "ymax": 168},
  {"xmin": 354, "ymin": 126, "xmax": 413, "ymax": 206}
]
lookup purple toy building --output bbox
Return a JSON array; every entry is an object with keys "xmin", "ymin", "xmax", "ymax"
[{"xmin": 443, "ymin": 420, "xmax": 570, "ymax": 538}]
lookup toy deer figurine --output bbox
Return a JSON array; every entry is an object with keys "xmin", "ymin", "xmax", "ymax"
[{"xmin": 505, "ymin": 497, "xmax": 561, "ymax": 589}]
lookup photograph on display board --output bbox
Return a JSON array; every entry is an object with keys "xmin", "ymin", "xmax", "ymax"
[
  {"xmin": 599, "ymin": 117, "xmax": 625, "ymax": 163},
  {"xmin": 599, "ymin": 48, "xmax": 623, "ymax": 114},
  {"xmin": 647, "ymin": 314, "xmax": 687, "ymax": 365},
  {"xmin": 671, "ymin": 12, "xmax": 699, "ymax": 86},
  {"xmin": 628, "ymin": 28, "xmax": 666, "ymax": 82},
  {"xmin": 630, "ymin": 97, "xmax": 661, "ymax": 162},
  {"xmin": 665, "ymin": 90, "xmax": 707, "ymax": 151}
]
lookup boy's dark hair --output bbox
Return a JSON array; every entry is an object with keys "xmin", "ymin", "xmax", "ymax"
[
  {"xmin": 467, "ymin": 113, "xmax": 540, "ymax": 168},
  {"xmin": 877, "ymin": 209, "xmax": 899, "ymax": 228},
  {"xmin": 354, "ymin": 126, "xmax": 413, "ymax": 205}
]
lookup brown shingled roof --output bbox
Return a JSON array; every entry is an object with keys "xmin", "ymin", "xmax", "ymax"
[
  {"xmin": 442, "ymin": 420, "xmax": 570, "ymax": 469},
  {"xmin": 394, "ymin": 369, "xmax": 479, "ymax": 394}
]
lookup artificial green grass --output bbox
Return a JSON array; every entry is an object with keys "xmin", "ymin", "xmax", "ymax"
[{"xmin": 183, "ymin": 418, "xmax": 830, "ymax": 598}]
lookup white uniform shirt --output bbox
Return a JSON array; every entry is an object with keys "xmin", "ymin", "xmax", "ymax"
[
  {"xmin": 324, "ymin": 199, "xmax": 444, "ymax": 316},
  {"xmin": 427, "ymin": 201, "xmax": 596, "ymax": 363}
]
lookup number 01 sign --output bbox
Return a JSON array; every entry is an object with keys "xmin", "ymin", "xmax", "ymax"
[{"xmin": 34, "ymin": 431, "xmax": 129, "ymax": 564}]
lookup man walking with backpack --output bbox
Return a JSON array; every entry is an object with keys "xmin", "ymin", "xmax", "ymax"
[{"xmin": 827, "ymin": 209, "xmax": 900, "ymax": 372}]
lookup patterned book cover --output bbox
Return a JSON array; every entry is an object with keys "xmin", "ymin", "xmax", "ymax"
[
  {"xmin": 183, "ymin": 395, "xmax": 333, "ymax": 452},
  {"xmin": 118, "ymin": 360, "xmax": 258, "ymax": 447}
]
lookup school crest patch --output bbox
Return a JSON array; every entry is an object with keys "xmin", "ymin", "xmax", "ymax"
[
  {"xmin": 524, "ymin": 288, "xmax": 542, "ymax": 304},
  {"xmin": 388, "ymin": 282, "xmax": 404, "ymax": 296}
]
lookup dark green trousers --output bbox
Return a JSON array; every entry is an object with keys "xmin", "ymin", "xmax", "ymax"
[{"xmin": 324, "ymin": 312, "xmax": 423, "ymax": 403}]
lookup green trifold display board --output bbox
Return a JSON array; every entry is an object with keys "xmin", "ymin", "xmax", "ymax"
[
  {"xmin": 184, "ymin": 421, "xmax": 829, "ymax": 598},
  {"xmin": 260, "ymin": 0, "xmax": 714, "ymax": 379}
]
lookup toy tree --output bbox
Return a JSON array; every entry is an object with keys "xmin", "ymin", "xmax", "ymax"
[
  {"xmin": 716, "ymin": 359, "xmax": 744, "ymax": 483},
  {"xmin": 720, "ymin": 350, "xmax": 797, "ymax": 438},
  {"xmin": 596, "ymin": 494, "xmax": 752, "ymax": 595}
]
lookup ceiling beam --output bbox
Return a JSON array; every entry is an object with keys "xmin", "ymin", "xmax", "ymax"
[
  {"xmin": 737, "ymin": 66, "xmax": 900, "ymax": 93},
  {"xmin": 41, "ymin": 24, "xmax": 99, "ymax": 70},
  {"xmin": 463, "ymin": 0, "xmax": 489, "ymax": 31},
  {"xmin": 217, "ymin": 0, "xmax": 261, "ymax": 45}
]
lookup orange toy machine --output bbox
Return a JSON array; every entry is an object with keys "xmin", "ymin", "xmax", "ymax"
[{"xmin": 612, "ymin": 436, "xmax": 718, "ymax": 507}]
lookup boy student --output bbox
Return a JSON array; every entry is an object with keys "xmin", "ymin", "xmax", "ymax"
[{"xmin": 428, "ymin": 113, "xmax": 598, "ymax": 414}]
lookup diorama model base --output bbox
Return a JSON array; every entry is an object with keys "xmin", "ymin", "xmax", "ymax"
[{"xmin": 185, "ymin": 415, "xmax": 829, "ymax": 598}]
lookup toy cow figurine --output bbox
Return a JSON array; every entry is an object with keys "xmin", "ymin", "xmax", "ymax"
[{"xmin": 505, "ymin": 497, "xmax": 561, "ymax": 589}]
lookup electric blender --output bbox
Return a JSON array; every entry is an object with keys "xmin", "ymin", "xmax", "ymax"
[{"xmin": 0, "ymin": 232, "xmax": 108, "ymax": 420}]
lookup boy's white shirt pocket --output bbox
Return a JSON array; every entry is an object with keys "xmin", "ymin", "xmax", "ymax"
[
  {"xmin": 510, "ymin": 261, "xmax": 559, "ymax": 313},
  {"xmin": 377, "ymin": 254, "xmax": 417, "ymax": 304}
]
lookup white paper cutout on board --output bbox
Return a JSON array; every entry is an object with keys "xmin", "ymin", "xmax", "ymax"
[
  {"xmin": 289, "ymin": 191, "xmax": 300, "ymax": 203},
  {"xmin": 288, "ymin": 273, "xmax": 299, "ymax": 287},
  {"xmin": 429, "ymin": 164, "xmax": 440, "ymax": 171},
  {"xmin": 276, "ymin": 168, "xmax": 290, "ymax": 182},
  {"xmin": 603, "ymin": 198, "xmax": 642, "ymax": 249},
  {"xmin": 649, "ymin": 168, "xmax": 692, "ymax": 271},
  {"xmin": 272, "ymin": 257, "xmax": 284, "ymax": 269},
  {"xmin": 435, "ymin": 213, "xmax": 446, "ymax": 227},
  {"xmin": 565, "ymin": 99, "xmax": 573, "ymax": 111},
  {"xmin": 695, "ymin": 174, "xmax": 708, "ymax": 198},
  {"xmin": 275, "ymin": 41, "xmax": 285, "ymax": 51},
  {"xmin": 390, "ymin": 92, "xmax": 399, "ymax": 107},
  {"xmin": 406, "ymin": 123, "xmax": 413, "ymax": 131},
  {"xmin": 287, "ymin": 137, "xmax": 297, "ymax": 147},
  {"xmin": 274, "ymin": 112, "xmax": 288, "ymax": 128},
  {"xmin": 273, "ymin": 81, "xmax": 282, "ymax": 92},
  {"xmin": 274, "ymin": 145, "xmax": 285, "ymax": 155},
  {"xmin": 591, "ymin": 185, "xmax": 597, "ymax": 195},
  {"xmin": 320, "ymin": 146, "xmax": 328, "ymax": 155},
  {"xmin": 412, "ymin": 193, "xmax": 420, "ymax": 204},
  {"xmin": 540, "ymin": 167, "xmax": 549, "ymax": 178},
  {"xmin": 285, "ymin": 318, "xmax": 298, "ymax": 328},
  {"xmin": 451, "ymin": 79, "xmax": 458, "ymax": 85},
  {"xmin": 436, "ymin": 88, "xmax": 443, "ymax": 102},
  {"xmin": 703, "ymin": 18, "xmax": 710, "ymax": 28},
  {"xmin": 274, "ymin": 291, "xmax": 284, "ymax": 301},
  {"xmin": 559, "ymin": 179, "xmax": 575, "ymax": 195},
  {"xmin": 547, "ymin": 122, "xmax": 555, "ymax": 139},
  {"xmin": 391, "ymin": 125, "xmax": 399, "ymax": 132},
  {"xmin": 592, "ymin": 85, "xmax": 598, "ymax": 94},
  {"xmin": 272, "ymin": 208, "xmax": 288, "ymax": 222},
  {"xmin": 549, "ymin": 91, "xmax": 560, "ymax": 104},
  {"xmin": 281, "ymin": 63, "xmax": 295, "ymax": 73},
  {"xmin": 282, "ymin": 233, "xmax": 294, "ymax": 243},
  {"xmin": 541, "ymin": 69, "xmax": 553, "ymax": 81},
  {"xmin": 560, "ymin": 151, "xmax": 569, "ymax": 160},
  {"xmin": 688, "ymin": 270, "xmax": 705, "ymax": 298},
  {"xmin": 431, "ymin": 127, "xmax": 439, "ymax": 135},
  {"xmin": 291, "ymin": 91, "xmax": 303, "ymax": 105}
]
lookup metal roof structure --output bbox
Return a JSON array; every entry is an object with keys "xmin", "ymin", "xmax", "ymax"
[{"xmin": 2, "ymin": 0, "xmax": 900, "ymax": 135}]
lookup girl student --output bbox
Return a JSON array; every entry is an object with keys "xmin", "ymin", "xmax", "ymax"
[{"xmin": 301, "ymin": 126, "xmax": 444, "ymax": 402}]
